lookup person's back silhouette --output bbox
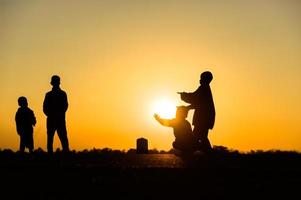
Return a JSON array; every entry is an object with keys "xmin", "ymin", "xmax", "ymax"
[
  {"xmin": 179, "ymin": 71, "xmax": 215, "ymax": 152},
  {"xmin": 43, "ymin": 75, "xmax": 69, "ymax": 153},
  {"xmin": 15, "ymin": 96, "xmax": 36, "ymax": 153}
]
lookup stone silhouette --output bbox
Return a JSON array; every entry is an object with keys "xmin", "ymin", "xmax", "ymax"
[
  {"xmin": 154, "ymin": 106, "xmax": 196, "ymax": 153},
  {"xmin": 15, "ymin": 96, "xmax": 36, "ymax": 153},
  {"xmin": 179, "ymin": 71, "xmax": 215, "ymax": 152},
  {"xmin": 136, "ymin": 138, "xmax": 148, "ymax": 154},
  {"xmin": 43, "ymin": 75, "xmax": 69, "ymax": 153}
]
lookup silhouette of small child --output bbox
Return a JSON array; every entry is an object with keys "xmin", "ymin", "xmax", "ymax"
[
  {"xmin": 154, "ymin": 106, "xmax": 196, "ymax": 153},
  {"xmin": 15, "ymin": 97, "xmax": 36, "ymax": 153}
]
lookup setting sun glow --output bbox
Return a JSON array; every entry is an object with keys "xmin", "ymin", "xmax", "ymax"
[{"xmin": 152, "ymin": 99, "xmax": 176, "ymax": 119}]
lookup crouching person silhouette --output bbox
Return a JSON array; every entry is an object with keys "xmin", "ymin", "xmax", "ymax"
[
  {"xmin": 154, "ymin": 106, "xmax": 197, "ymax": 154},
  {"xmin": 15, "ymin": 97, "xmax": 36, "ymax": 153},
  {"xmin": 43, "ymin": 75, "xmax": 69, "ymax": 153}
]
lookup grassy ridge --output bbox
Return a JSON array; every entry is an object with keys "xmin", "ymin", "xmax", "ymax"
[{"xmin": 0, "ymin": 147, "xmax": 300, "ymax": 199}]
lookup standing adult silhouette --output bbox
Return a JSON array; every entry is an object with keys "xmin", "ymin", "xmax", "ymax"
[
  {"xmin": 43, "ymin": 75, "xmax": 69, "ymax": 153},
  {"xmin": 179, "ymin": 71, "xmax": 215, "ymax": 152}
]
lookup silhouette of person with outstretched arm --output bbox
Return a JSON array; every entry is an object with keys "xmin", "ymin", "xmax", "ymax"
[
  {"xmin": 179, "ymin": 71, "xmax": 215, "ymax": 152},
  {"xmin": 43, "ymin": 75, "xmax": 69, "ymax": 153},
  {"xmin": 15, "ymin": 96, "xmax": 36, "ymax": 153},
  {"xmin": 154, "ymin": 106, "xmax": 197, "ymax": 153}
]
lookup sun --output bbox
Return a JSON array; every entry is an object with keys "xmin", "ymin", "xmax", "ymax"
[{"xmin": 152, "ymin": 99, "xmax": 176, "ymax": 119}]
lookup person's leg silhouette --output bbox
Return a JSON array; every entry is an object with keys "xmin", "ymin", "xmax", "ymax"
[
  {"xmin": 57, "ymin": 121, "xmax": 69, "ymax": 152},
  {"xmin": 27, "ymin": 132, "xmax": 34, "ymax": 153},
  {"xmin": 47, "ymin": 118, "xmax": 56, "ymax": 153},
  {"xmin": 19, "ymin": 134, "xmax": 26, "ymax": 152},
  {"xmin": 193, "ymin": 127, "xmax": 211, "ymax": 152}
]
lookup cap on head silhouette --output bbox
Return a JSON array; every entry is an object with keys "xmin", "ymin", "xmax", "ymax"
[
  {"xmin": 200, "ymin": 71, "xmax": 213, "ymax": 85},
  {"xmin": 51, "ymin": 75, "xmax": 60, "ymax": 87},
  {"xmin": 18, "ymin": 96, "xmax": 28, "ymax": 107},
  {"xmin": 176, "ymin": 106, "xmax": 189, "ymax": 119}
]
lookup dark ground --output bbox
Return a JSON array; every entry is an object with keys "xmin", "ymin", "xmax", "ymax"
[{"xmin": 0, "ymin": 148, "xmax": 300, "ymax": 200}]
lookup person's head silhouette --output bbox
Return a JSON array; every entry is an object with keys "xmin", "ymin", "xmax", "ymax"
[
  {"xmin": 51, "ymin": 75, "xmax": 60, "ymax": 88},
  {"xmin": 200, "ymin": 71, "xmax": 213, "ymax": 85},
  {"xmin": 18, "ymin": 96, "xmax": 28, "ymax": 107},
  {"xmin": 176, "ymin": 106, "xmax": 189, "ymax": 119}
]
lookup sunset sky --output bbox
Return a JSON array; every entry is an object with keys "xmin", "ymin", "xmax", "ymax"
[{"xmin": 1, "ymin": 0, "xmax": 300, "ymax": 152}]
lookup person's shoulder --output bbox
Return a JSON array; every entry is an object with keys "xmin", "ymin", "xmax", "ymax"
[
  {"xmin": 16, "ymin": 107, "xmax": 27, "ymax": 115},
  {"xmin": 201, "ymin": 84, "xmax": 211, "ymax": 90},
  {"xmin": 27, "ymin": 107, "xmax": 34, "ymax": 113},
  {"xmin": 184, "ymin": 119, "xmax": 192, "ymax": 126},
  {"xmin": 195, "ymin": 86, "xmax": 202, "ymax": 92},
  {"xmin": 45, "ymin": 90, "xmax": 52, "ymax": 96},
  {"xmin": 58, "ymin": 89, "xmax": 67, "ymax": 95},
  {"xmin": 197, "ymin": 85, "xmax": 210, "ymax": 94},
  {"xmin": 16, "ymin": 107, "xmax": 22, "ymax": 113}
]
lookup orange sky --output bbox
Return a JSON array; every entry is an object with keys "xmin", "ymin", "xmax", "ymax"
[{"xmin": 0, "ymin": 0, "xmax": 301, "ymax": 152}]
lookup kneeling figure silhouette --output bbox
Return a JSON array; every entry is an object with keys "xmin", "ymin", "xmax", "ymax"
[{"xmin": 154, "ymin": 106, "xmax": 197, "ymax": 154}]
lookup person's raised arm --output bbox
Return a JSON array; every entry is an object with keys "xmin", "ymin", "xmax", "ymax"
[
  {"xmin": 178, "ymin": 87, "xmax": 200, "ymax": 105},
  {"xmin": 153, "ymin": 114, "xmax": 173, "ymax": 127}
]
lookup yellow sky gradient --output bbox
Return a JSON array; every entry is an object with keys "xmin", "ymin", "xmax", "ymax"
[{"xmin": 0, "ymin": 0, "xmax": 300, "ymax": 151}]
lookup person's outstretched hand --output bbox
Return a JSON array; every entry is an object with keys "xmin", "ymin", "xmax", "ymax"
[{"xmin": 153, "ymin": 113, "xmax": 160, "ymax": 120}]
